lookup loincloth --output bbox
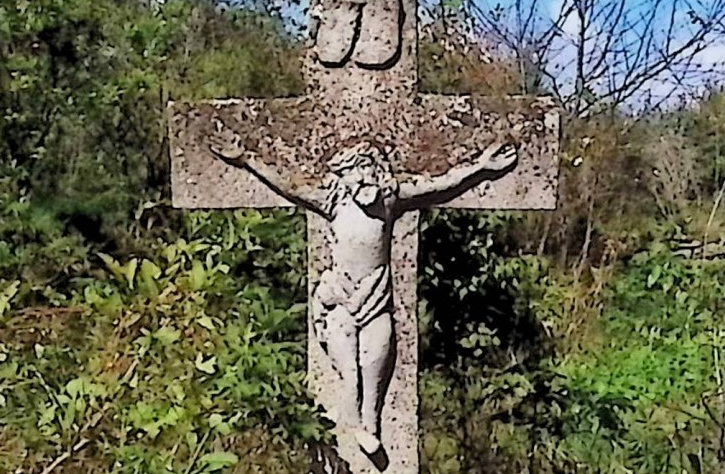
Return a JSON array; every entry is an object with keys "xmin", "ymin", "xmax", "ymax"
[{"xmin": 312, "ymin": 265, "xmax": 393, "ymax": 331}]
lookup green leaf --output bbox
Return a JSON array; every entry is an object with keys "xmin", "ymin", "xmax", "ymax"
[
  {"xmin": 141, "ymin": 421, "xmax": 162, "ymax": 439},
  {"xmin": 33, "ymin": 343, "xmax": 44, "ymax": 359},
  {"xmin": 207, "ymin": 414, "xmax": 232, "ymax": 435},
  {"xmin": 295, "ymin": 421, "xmax": 323, "ymax": 440},
  {"xmin": 125, "ymin": 258, "xmax": 139, "ymax": 289},
  {"xmin": 197, "ymin": 316, "xmax": 215, "ymax": 330},
  {"xmin": 199, "ymin": 452, "xmax": 239, "ymax": 471},
  {"xmin": 0, "ymin": 280, "xmax": 20, "ymax": 318},
  {"xmin": 139, "ymin": 259, "xmax": 162, "ymax": 297},
  {"xmin": 99, "ymin": 253, "xmax": 121, "ymax": 276},
  {"xmin": 208, "ymin": 413, "xmax": 223, "ymax": 427},
  {"xmin": 186, "ymin": 431, "xmax": 198, "ymax": 450},
  {"xmin": 289, "ymin": 303, "xmax": 306, "ymax": 315},
  {"xmin": 66, "ymin": 378, "xmax": 86, "ymax": 399},
  {"xmin": 163, "ymin": 244, "xmax": 178, "ymax": 264},
  {"xmin": 195, "ymin": 354, "xmax": 217, "ymax": 375},
  {"xmin": 647, "ymin": 265, "xmax": 662, "ymax": 288},
  {"xmin": 215, "ymin": 422, "xmax": 231, "ymax": 436},
  {"xmin": 99, "ymin": 254, "xmax": 138, "ymax": 289},
  {"xmin": 190, "ymin": 260, "xmax": 207, "ymax": 291},
  {"xmin": 154, "ymin": 327, "xmax": 181, "ymax": 345}
]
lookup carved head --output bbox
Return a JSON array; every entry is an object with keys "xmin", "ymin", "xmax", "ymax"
[
  {"xmin": 329, "ymin": 142, "xmax": 392, "ymax": 178},
  {"xmin": 327, "ymin": 142, "xmax": 399, "ymax": 202}
]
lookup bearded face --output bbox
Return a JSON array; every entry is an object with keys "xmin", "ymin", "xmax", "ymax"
[{"xmin": 328, "ymin": 143, "xmax": 399, "ymax": 204}]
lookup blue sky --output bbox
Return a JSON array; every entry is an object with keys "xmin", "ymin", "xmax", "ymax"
[{"xmin": 469, "ymin": 0, "xmax": 725, "ymax": 109}]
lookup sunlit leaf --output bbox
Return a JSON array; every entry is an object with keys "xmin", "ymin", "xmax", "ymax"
[{"xmin": 199, "ymin": 452, "xmax": 239, "ymax": 471}]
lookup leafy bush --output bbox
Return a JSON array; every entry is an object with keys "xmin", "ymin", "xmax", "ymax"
[
  {"xmin": 0, "ymin": 209, "xmax": 323, "ymax": 473},
  {"xmin": 414, "ymin": 189, "xmax": 725, "ymax": 473}
]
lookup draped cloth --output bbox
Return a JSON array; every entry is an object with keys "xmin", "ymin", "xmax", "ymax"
[{"xmin": 312, "ymin": 264, "xmax": 393, "ymax": 348}]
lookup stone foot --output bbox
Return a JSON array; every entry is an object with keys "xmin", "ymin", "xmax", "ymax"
[
  {"xmin": 355, "ymin": 430, "xmax": 389, "ymax": 471},
  {"xmin": 355, "ymin": 429, "xmax": 380, "ymax": 454}
]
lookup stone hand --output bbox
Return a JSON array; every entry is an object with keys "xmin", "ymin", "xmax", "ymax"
[
  {"xmin": 478, "ymin": 142, "xmax": 519, "ymax": 171},
  {"xmin": 208, "ymin": 119, "xmax": 246, "ymax": 161}
]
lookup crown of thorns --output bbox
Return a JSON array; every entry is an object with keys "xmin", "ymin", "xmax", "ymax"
[{"xmin": 328, "ymin": 142, "xmax": 392, "ymax": 173}]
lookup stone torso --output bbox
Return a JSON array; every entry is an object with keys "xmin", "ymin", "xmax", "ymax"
[{"xmin": 327, "ymin": 183, "xmax": 395, "ymax": 285}]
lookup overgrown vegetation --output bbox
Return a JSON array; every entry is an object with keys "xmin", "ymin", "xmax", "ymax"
[{"xmin": 2, "ymin": 0, "xmax": 725, "ymax": 473}]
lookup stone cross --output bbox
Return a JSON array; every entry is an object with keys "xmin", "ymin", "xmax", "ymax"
[{"xmin": 168, "ymin": 1, "xmax": 560, "ymax": 472}]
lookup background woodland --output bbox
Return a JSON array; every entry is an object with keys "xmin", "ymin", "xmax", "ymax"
[{"xmin": 2, "ymin": 0, "xmax": 725, "ymax": 473}]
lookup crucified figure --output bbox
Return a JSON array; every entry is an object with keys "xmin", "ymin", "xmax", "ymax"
[{"xmin": 208, "ymin": 123, "xmax": 518, "ymax": 466}]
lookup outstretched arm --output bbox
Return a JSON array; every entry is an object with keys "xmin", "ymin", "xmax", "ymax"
[
  {"xmin": 395, "ymin": 142, "xmax": 518, "ymax": 213},
  {"xmin": 208, "ymin": 121, "xmax": 331, "ymax": 220}
]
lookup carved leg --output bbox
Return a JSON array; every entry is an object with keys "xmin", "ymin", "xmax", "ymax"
[
  {"xmin": 356, "ymin": 311, "xmax": 395, "ymax": 460},
  {"xmin": 322, "ymin": 305, "xmax": 361, "ymax": 427}
]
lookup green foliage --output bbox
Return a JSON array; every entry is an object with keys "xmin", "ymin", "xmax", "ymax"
[
  {"xmin": 548, "ymin": 246, "xmax": 725, "ymax": 473},
  {"xmin": 0, "ymin": 209, "xmax": 319, "ymax": 473},
  {"xmin": 420, "ymin": 236, "xmax": 725, "ymax": 473},
  {"xmin": 676, "ymin": 92, "xmax": 725, "ymax": 198},
  {"xmin": 0, "ymin": 3, "xmax": 313, "ymax": 470},
  {"xmin": 0, "ymin": 0, "xmax": 302, "ymax": 238}
]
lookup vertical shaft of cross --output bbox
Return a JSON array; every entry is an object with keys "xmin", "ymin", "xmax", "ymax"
[
  {"xmin": 307, "ymin": 210, "xmax": 421, "ymax": 474},
  {"xmin": 303, "ymin": 2, "xmax": 423, "ymax": 473}
]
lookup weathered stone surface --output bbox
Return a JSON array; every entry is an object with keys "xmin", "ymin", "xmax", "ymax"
[{"xmin": 169, "ymin": 96, "xmax": 559, "ymax": 210}]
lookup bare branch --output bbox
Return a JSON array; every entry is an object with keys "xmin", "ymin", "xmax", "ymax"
[{"xmin": 467, "ymin": 0, "xmax": 725, "ymax": 118}]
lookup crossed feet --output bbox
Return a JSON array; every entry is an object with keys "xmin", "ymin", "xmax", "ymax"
[{"xmin": 355, "ymin": 429, "xmax": 389, "ymax": 471}]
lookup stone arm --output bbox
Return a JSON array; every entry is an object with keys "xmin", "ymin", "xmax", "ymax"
[
  {"xmin": 208, "ymin": 126, "xmax": 332, "ymax": 220},
  {"xmin": 394, "ymin": 142, "xmax": 518, "ymax": 214}
]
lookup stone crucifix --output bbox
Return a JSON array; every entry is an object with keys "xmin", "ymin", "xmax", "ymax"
[{"xmin": 168, "ymin": 0, "xmax": 560, "ymax": 472}]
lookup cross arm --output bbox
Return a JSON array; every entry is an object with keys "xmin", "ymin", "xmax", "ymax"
[
  {"xmin": 168, "ymin": 98, "xmax": 333, "ymax": 212},
  {"xmin": 207, "ymin": 120, "xmax": 332, "ymax": 220},
  {"xmin": 395, "ymin": 141, "xmax": 519, "ymax": 212},
  {"xmin": 392, "ymin": 95, "xmax": 561, "ymax": 211},
  {"xmin": 216, "ymin": 151, "xmax": 331, "ymax": 220}
]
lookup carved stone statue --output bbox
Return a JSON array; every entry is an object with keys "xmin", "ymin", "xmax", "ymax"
[{"xmin": 208, "ymin": 125, "xmax": 518, "ymax": 464}]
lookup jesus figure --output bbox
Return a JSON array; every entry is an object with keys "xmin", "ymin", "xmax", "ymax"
[{"xmin": 208, "ymin": 123, "xmax": 518, "ymax": 466}]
